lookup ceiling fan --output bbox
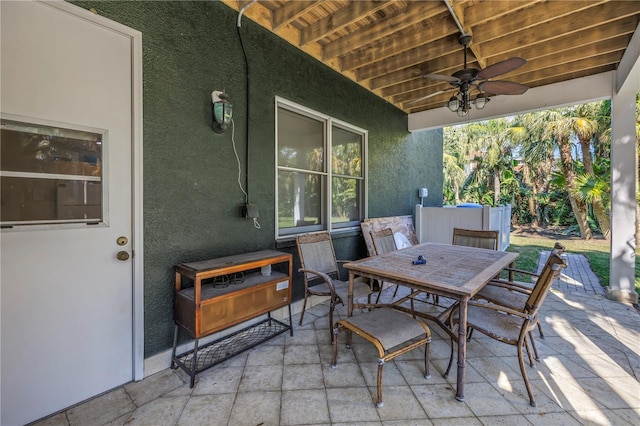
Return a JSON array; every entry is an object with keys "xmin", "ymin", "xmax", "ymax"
[{"xmin": 407, "ymin": 34, "xmax": 529, "ymax": 115}]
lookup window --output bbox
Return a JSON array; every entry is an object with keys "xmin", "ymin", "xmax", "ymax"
[
  {"xmin": 276, "ymin": 98, "xmax": 366, "ymax": 238},
  {"xmin": 1, "ymin": 115, "xmax": 104, "ymax": 227}
]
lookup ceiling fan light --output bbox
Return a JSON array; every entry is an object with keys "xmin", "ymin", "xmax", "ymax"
[
  {"xmin": 457, "ymin": 107, "xmax": 468, "ymax": 117},
  {"xmin": 446, "ymin": 96, "xmax": 459, "ymax": 112},
  {"xmin": 473, "ymin": 93, "xmax": 489, "ymax": 109}
]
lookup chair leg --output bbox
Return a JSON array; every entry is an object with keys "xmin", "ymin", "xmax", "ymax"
[
  {"xmin": 410, "ymin": 297, "xmax": 416, "ymax": 318},
  {"xmin": 392, "ymin": 284, "xmax": 399, "ymax": 297},
  {"xmin": 536, "ymin": 321, "xmax": 545, "ymax": 339},
  {"xmin": 424, "ymin": 341, "xmax": 431, "ymax": 379},
  {"xmin": 375, "ymin": 280, "xmax": 383, "ymax": 303},
  {"xmin": 528, "ymin": 331, "xmax": 540, "ymax": 361},
  {"xmin": 444, "ymin": 335, "xmax": 455, "ymax": 378},
  {"xmin": 466, "ymin": 328, "xmax": 474, "ymax": 341},
  {"xmin": 298, "ymin": 291, "xmax": 309, "ymax": 326},
  {"xmin": 517, "ymin": 341, "xmax": 537, "ymax": 407},
  {"xmin": 329, "ymin": 299, "xmax": 336, "ymax": 343},
  {"xmin": 331, "ymin": 326, "xmax": 339, "ymax": 369},
  {"xmin": 376, "ymin": 359, "xmax": 385, "ymax": 408},
  {"xmin": 523, "ymin": 338, "xmax": 535, "ymax": 367}
]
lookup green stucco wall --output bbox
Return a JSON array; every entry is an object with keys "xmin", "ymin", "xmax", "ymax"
[{"xmin": 73, "ymin": 0, "xmax": 443, "ymax": 357}]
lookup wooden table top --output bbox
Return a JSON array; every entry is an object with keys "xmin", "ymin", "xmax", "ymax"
[
  {"xmin": 344, "ymin": 243, "xmax": 518, "ymax": 298},
  {"xmin": 177, "ymin": 250, "xmax": 290, "ymax": 274}
]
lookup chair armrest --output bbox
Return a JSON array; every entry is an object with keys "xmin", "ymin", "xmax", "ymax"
[
  {"xmin": 298, "ymin": 268, "xmax": 336, "ymax": 293},
  {"xmin": 467, "ymin": 300, "xmax": 528, "ymax": 318},
  {"xmin": 445, "ymin": 300, "xmax": 529, "ymax": 326},
  {"xmin": 503, "ymin": 267, "xmax": 539, "ymax": 278},
  {"xmin": 488, "ymin": 278, "xmax": 534, "ymax": 292},
  {"xmin": 485, "ymin": 279, "xmax": 533, "ymax": 294},
  {"xmin": 336, "ymin": 259, "xmax": 351, "ymax": 264}
]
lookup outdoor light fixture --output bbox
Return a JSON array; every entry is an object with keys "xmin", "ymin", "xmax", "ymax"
[
  {"xmin": 211, "ymin": 90, "xmax": 233, "ymax": 133},
  {"xmin": 446, "ymin": 85, "xmax": 489, "ymax": 117}
]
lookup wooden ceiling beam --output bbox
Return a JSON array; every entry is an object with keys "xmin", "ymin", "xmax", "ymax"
[
  {"xmin": 369, "ymin": 67, "xmax": 425, "ymax": 91},
  {"xmin": 483, "ymin": 18, "xmax": 638, "ymax": 66},
  {"xmin": 299, "ymin": 0, "xmax": 392, "ymax": 46},
  {"xmin": 525, "ymin": 65, "xmax": 615, "ymax": 90},
  {"xmin": 462, "ymin": 0, "xmax": 545, "ymax": 27},
  {"xmin": 519, "ymin": 51, "xmax": 623, "ymax": 86},
  {"xmin": 477, "ymin": 2, "xmax": 640, "ymax": 61},
  {"xmin": 340, "ymin": 12, "xmax": 454, "ymax": 71},
  {"xmin": 272, "ymin": 1, "xmax": 319, "ymax": 32},
  {"xmin": 471, "ymin": 1, "xmax": 609, "ymax": 45},
  {"xmin": 358, "ymin": 33, "xmax": 461, "ymax": 81},
  {"xmin": 322, "ymin": 1, "xmax": 447, "ymax": 60}
]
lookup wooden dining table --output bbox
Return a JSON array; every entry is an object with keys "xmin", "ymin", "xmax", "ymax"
[{"xmin": 343, "ymin": 242, "xmax": 519, "ymax": 402}]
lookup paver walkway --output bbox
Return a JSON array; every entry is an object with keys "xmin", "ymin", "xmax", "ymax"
[
  {"xmin": 539, "ymin": 251, "xmax": 606, "ymax": 296},
  {"xmin": 33, "ymin": 251, "xmax": 639, "ymax": 426}
]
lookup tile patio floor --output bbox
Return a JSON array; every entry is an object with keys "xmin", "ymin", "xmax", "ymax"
[{"xmin": 34, "ymin": 253, "xmax": 639, "ymax": 426}]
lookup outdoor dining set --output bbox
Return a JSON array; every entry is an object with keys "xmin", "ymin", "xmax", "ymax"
[{"xmin": 295, "ymin": 227, "xmax": 567, "ymax": 409}]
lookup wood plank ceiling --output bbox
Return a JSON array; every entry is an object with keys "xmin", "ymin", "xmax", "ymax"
[{"xmin": 221, "ymin": 0, "xmax": 640, "ymax": 115}]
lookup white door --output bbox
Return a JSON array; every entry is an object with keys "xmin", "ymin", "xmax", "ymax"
[{"xmin": 1, "ymin": 2, "xmax": 141, "ymax": 425}]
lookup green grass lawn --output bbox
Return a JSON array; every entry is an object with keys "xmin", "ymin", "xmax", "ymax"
[{"xmin": 507, "ymin": 235, "xmax": 640, "ymax": 297}]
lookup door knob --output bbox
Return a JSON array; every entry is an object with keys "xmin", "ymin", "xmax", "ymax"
[{"xmin": 116, "ymin": 251, "xmax": 130, "ymax": 261}]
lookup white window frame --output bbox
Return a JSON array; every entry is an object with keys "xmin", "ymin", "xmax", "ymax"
[{"xmin": 275, "ymin": 97, "xmax": 368, "ymax": 240}]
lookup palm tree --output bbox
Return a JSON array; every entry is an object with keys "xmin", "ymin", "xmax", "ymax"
[
  {"xmin": 572, "ymin": 101, "xmax": 611, "ymax": 239},
  {"xmin": 443, "ymin": 125, "xmax": 476, "ymax": 204},
  {"xmin": 543, "ymin": 109, "xmax": 593, "ymax": 239},
  {"xmin": 460, "ymin": 119, "xmax": 512, "ymax": 206},
  {"xmin": 508, "ymin": 112, "xmax": 557, "ymax": 227}
]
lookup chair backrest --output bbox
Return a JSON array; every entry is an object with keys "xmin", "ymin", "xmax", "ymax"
[
  {"xmin": 551, "ymin": 242, "xmax": 566, "ymax": 256},
  {"xmin": 525, "ymin": 252, "xmax": 567, "ymax": 315},
  {"xmin": 370, "ymin": 228, "xmax": 397, "ymax": 255},
  {"xmin": 452, "ymin": 228, "xmax": 499, "ymax": 250},
  {"xmin": 296, "ymin": 231, "xmax": 340, "ymax": 280},
  {"xmin": 533, "ymin": 242, "xmax": 565, "ymax": 275}
]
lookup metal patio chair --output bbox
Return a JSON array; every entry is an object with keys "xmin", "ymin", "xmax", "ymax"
[
  {"xmin": 332, "ymin": 307, "xmax": 431, "ymax": 408},
  {"xmin": 451, "ymin": 227, "xmax": 499, "ymax": 250},
  {"xmin": 449, "ymin": 227, "xmax": 501, "ymax": 306},
  {"xmin": 370, "ymin": 228, "xmax": 400, "ymax": 302},
  {"xmin": 296, "ymin": 231, "xmax": 373, "ymax": 337},
  {"xmin": 447, "ymin": 252, "xmax": 567, "ymax": 406},
  {"xmin": 475, "ymin": 242, "xmax": 566, "ymax": 341}
]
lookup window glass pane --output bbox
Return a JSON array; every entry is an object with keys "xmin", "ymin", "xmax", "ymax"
[
  {"xmin": 331, "ymin": 176, "xmax": 361, "ymax": 225},
  {"xmin": 278, "ymin": 170, "xmax": 322, "ymax": 229},
  {"xmin": 1, "ymin": 120, "xmax": 102, "ymax": 176},
  {"xmin": 1, "ymin": 178, "xmax": 101, "ymax": 223},
  {"xmin": 1, "ymin": 118, "xmax": 103, "ymax": 226},
  {"xmin": 332, "ymin": 126, "xmax": 362, "ymax": 177},
  {"xmin": 277, "ymin": 107, "xmax": 324, "ymax": 172}
]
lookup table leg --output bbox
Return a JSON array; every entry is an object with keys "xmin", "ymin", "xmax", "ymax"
[
  {"xmin": 348, "ymin": 273, "xmax": 354, "ymax": 317},
  {"xmin": 346, "ymin": 273, "xmax": 355, "ymax": 347},
  {"xmin": 456, "ymin": 299, "xmax": 467, "ymax": 402}
]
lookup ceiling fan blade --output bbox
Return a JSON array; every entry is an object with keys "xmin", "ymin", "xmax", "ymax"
[
  {"xmin": 477, "ymin": 57, "xmax": 526, "ymax": 80},
  {"xmin": 405, "ymin": 89, "xmax": 450, "ymax": 106},
  {"xmin": 423, "ymin": 73, "xmax": 460, "ymax": 83},
  {"xmin": 479, "ymin": 80, "xmax": 529, "ymax": 95}
]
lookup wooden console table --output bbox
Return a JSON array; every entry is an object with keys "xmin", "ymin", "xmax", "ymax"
[{"xmin": 171, "ymin": 250, "xmax": 293, "ymax": 387}]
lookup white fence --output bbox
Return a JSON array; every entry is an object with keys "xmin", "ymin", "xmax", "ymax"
[{"xmin": 414, "ymin": 204, "xmax": 511, "ymax": 251}]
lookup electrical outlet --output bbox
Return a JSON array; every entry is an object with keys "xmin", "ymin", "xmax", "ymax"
[{"xmin": 242, "ymin": 203, "xmax": 259, "ymax": 218}]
